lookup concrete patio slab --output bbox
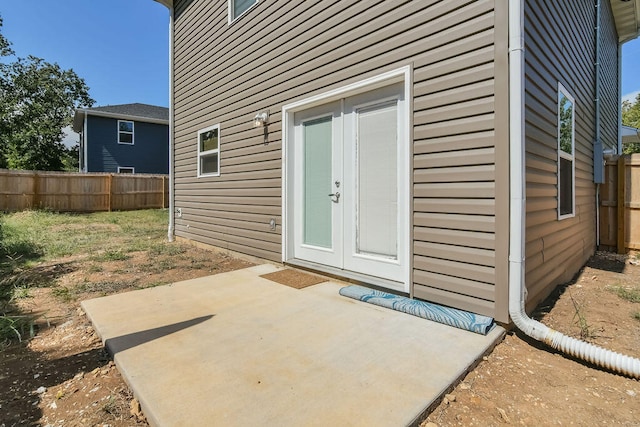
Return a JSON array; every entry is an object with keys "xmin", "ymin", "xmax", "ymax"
[{"xmin": 82, "ymin": 265, "xmax": 504, "ymax": 427}]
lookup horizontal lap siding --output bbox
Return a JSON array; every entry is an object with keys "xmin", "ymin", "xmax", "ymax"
[
  {"xmin": 173, "ymin": 0, "xmax": 508, "ymax": 320},
  {"xmin": 523, "ymin": 0, "xmax": 618, "ymax": 310},
  {"xmin": 599, "ymin": 2, "xmax": 619, "ymax": 151},
  {"xmin": 412, "ymin": 1, "xmax": 509, "ymax": 321}
]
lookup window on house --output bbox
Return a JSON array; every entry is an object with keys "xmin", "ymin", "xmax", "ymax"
[
  {"xmin": 198, "ymin": 124, "xmax": 220, "ymax": 177},
  {"xmin": 229, "ymin": 0, "xmax": 257, "ymax": 22},
  {"xmin": 558, "ymin": 83, "xmax": 575, "ymax": 219},
  {"xmin": 118, "ymin": 167, "xmax": 135, "ymax": 174},
  {"xmin": 118, "ymin": 120, "xmax": 134, "ymax": 145}
]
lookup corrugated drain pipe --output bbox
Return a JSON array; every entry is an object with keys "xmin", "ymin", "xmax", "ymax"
[{"xmin": 508, "ymin": 0, "xmax": 640, "ymax": 378}]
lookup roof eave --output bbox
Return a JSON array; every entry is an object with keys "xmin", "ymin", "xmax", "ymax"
[
  {"xmin": 154, "ymin": 0, "xmax": 173, "ymax": 8},
  {"xmin": 611, "ymin": 0, "xmax": 640, "ymax": 44},
  {"xmin": 72, "ymin": 110, "xmax": 85, "ymax": 132},
  {"xmin": 72, "ymin": 108, "xmax": 169, "ymax": 131}
]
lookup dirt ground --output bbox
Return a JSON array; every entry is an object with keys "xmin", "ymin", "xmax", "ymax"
[
  {"xmin": 1, "ymin": 249, "xmax": 639, "ymax": 426},
  {"xmin": 423, "ymin": 251, "xmax": 640, "ymax": 427},
  {"xmin": 0, "ymin": 248, "xmax": 252, "ymax": 427}
]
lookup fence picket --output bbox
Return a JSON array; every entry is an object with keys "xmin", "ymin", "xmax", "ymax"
[
  {"xmin": 0, "ymin": 170, "xmax": 169, "ymax": 212},
  {"xmin": 600, "ymin": 154, "xmax": 640, "ymax": 252}
]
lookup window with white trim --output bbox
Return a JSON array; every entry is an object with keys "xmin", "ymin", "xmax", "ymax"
[
  {"xmin": 117, "ymin": 167, "xmax": 134, "ymax": 174},
  {"xmin": 118, "ymin": 120, "xmax": 134, "ymax": 145},
  {"xmin": 558, "ymin": 83, "xmax": 575, "ymax": 219},
  {"xmin": 198, "ymin": 124, "xmax": 220, "ymax": 177},
  {"xmin": 229, "ymin": 0, "xmax": 257, "ymax": 23}
]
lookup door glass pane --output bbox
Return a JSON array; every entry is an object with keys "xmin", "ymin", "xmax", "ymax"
[
  {"xmin": 303, "ymin": 117, "xmax": 332, "ymax": 248},
  {"xmin": 357, "ymin": 102, "xmax": 397, "ymax": 258}
]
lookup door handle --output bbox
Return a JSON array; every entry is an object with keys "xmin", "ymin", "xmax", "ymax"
[{"xmin": 328, "ymin": 192, "xmax": 340, "ymax": 203}]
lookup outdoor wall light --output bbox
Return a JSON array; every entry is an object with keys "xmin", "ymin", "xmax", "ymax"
[{"xmin": 254, "ymin": 111, "xmax": 269, "ymax": 127}]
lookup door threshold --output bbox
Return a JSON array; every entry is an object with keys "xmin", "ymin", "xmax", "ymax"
[{"xmin": 285, "ymin": 259, "xmax": 408, "ymax": 295}]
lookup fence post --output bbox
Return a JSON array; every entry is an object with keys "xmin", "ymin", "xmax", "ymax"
[
  {"xmin": 33, "ymin": 172, "xmax": 40, "ymax": 209},
  {"xmin": 108, "ymin": 174, "xmax": 113, "ymax": 212},
  {"xmin": 617, "ymin": 155, "xmax": 626, "ymax": 254},
  {"xmin": 161, "ymin": 176, "xmax": 166, "ymax": 208}
]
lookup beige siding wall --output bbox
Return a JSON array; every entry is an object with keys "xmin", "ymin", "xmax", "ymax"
[
  {"xmin": 523, "ymin": 0, "xmax": 618, "ymax": 309},
  {"xmin": 412, "ymin": 2, "xmax": 510, "ymax": 322},
  {"xmin": 172, "ymin": 0, "xmax": 509, "ymax": 321}
]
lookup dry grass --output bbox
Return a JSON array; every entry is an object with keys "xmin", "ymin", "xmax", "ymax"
[{"xmin": 0, "ymin": 209, "xmax": 170, "ymax": 343}]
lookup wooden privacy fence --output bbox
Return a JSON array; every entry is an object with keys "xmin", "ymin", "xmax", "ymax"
[
  {"xmin": 600, "ymin": 154, "xmax": 640, "ymax": 253},
  {"xmin": 0, "ymin": 170, "xmax": 169, "ymax": 212}
]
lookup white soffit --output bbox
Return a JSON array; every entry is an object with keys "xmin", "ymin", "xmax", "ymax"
[
  {"xmin": 622, "ymin": 125, "xmax": 640, "ymax": 144},
  {"xmin": 611, "ymin": 0, "xmax": 640, "ymax": 43}
]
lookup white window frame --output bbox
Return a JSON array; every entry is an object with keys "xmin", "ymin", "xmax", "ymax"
[
  {"xmin": 117, "ymin": 166, "xmax": 135, "ymax": 174},
  {"xmin": 557, "ymin": 82, "xmax": 576, "ymax": 220},
  {"xmin": 228, "ymin": 0, "xmax": 258, "ymax": 24},
  {"xmin": 118, "ymin": 120, "xmax": 134, "ymax": 145},
  {"xmin": 197, "ymin": 124, "xmax": 221, "ymax": 178}
]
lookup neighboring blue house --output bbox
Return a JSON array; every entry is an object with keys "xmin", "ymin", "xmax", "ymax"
[{"xmin": 72, "ymin": 103, "xmax": 169, "ymax": 174}]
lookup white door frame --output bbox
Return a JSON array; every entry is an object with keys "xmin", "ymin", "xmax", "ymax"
[{"xmin": 282, "ymin": 66, "xmax": 412, "ymax": 293}]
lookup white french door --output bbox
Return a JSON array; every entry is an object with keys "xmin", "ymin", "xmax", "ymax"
[{"xmin": 288, "ymin": 82, "xmax": 408, "ymax": 290}]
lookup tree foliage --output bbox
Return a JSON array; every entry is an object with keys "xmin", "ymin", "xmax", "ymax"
[
  {"xmin": 622, "ymin": 93, "xmax": 640, "ymax": 154},
  {"xmin": 0, "ymin": 16, "xmax": 94, "ymax": 171},
  {"xmin": 559, "ymin": 93, "xmax": 574, "ymax": 154},
  {"xmin": 0, "ymin": 16, "xmax": 12, "ymax": 57}
]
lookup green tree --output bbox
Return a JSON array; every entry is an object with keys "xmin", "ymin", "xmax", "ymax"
[
  {"xmin": 0, "ymin": 16, "xmax": 12, "ymax": 57},
  {"xmin": 62, "ymin": 145, "xmax": 80, "ymax": 172},
  {"xmin": 622, "ymin": 93, "xmax": 640, "ymax": 154},
  {"xmin": 0, "ymin": 16, "xmax": 13, "ymax": 168},
  {"xmin": 0, "ymin": 16, "xmax": 94, "ymax": 171}
]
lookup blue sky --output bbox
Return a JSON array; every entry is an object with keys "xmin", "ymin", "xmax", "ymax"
[
  {"xmin": 622, "ymin": 38, "xmax": 640, "ymax": 103},
  {"xmin": 1, "ymin": 2, "xmax": 639, "ymax": 143},
  {"xmin": 1, "ymin": 0, "xmax": 169, "ymax": 108}
]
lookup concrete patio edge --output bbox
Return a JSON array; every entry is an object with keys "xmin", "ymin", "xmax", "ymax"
[{"xmin": 82, "ymin": 265, "xmax": 505, "ymax": 426}]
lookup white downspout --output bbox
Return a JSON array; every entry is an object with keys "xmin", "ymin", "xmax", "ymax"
[
  {"xmin": 508, "ymin": 0, "xmax": 640, "ymax": 378},
  {"xmin": 167, "ymin": 6, "xmax": 175, "ymax": 242}
]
